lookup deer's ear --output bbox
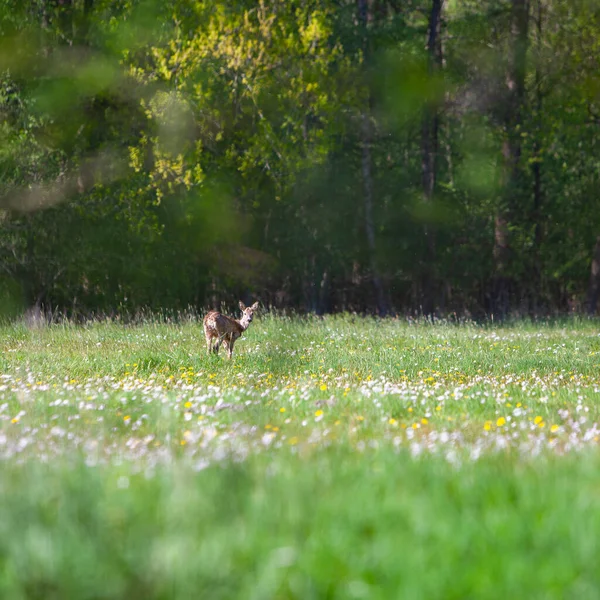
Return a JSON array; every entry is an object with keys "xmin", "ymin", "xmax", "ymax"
[
  {"xmin": 251, "ymin": 301, "xmax": 259, "ymax": 311},
  {"xmin": 239, "ymin": 301, "xmax": 246, "ymax": 311}
]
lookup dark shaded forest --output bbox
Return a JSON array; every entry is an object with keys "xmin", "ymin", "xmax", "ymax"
[{"xmin": 1, "ymin": 0, "xmax": 600, "ymax": 319}]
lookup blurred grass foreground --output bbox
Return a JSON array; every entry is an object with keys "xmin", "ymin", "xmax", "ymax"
[{"xmin": 2, "ymin": 317, "xmax": 600, "ymax": 596}]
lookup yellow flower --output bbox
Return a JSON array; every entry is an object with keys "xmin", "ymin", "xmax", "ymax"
[
  {"xmin": 496, "ymin": 417, "xmax": 506, "ymax": 427},
  {"xmin": 389, "ymin": 418, "xmax": 397, "ymax": 425},
  {"xmin": 289, "ymin": 437, "xmax": 299, "ymax": 445},
  {"xmin": 320, "ymin": 384, "xmax": 327, "ymax": 391},
  {"xmin": 421, "ymin": 418, "xmax": 428, "ymax": 425},
  {"xmin": 123, "ymin": 415, "xmax": 131, "ymax": 422},
  {"xmin": 550, "ymin": 424, "xmax": 559, "ymax": 433},
  {"xmin": 534, "ymin": 415, "xmax": 543, "ymax": 425},
  {"xmin": 315, "ymin": 410, "xmax": 324, "ymax": 417},
  {"xmin": 184, "ymin": 401, "xmax": 192, "ymax": 409},
  {"xmin": 484, "ymin": 421, "xmax": 492, "ymax": 431},
  {"xmin": 280, "ymin": 407, "xmax": 286, "ymax": 413}
]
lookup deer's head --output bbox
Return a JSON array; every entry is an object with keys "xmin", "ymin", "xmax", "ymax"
[{"xmin": 238, "ymin": 301, "xmax": 259, "ymax": 329}]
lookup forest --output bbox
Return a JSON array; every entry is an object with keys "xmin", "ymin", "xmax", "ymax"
[{"xmin": 1, "ymin": 0, "xmax": 599, "ymax": 318}]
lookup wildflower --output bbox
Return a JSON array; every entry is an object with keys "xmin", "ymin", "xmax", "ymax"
[
  {"xmin": 123, "ymin": 415, "xmax": 131, "ymax": 422},
  {"xmin": 550, "ymin": 424, "xmax": 559, "ymax": 433},
  {"xmin": 184, "ymin": 401, "xmax": 192, "ymax": 409},
  {"xmin": 389, "ymin": 418, "xmax": 397, "ymax": 425},
  {"xmin": 484, "ymin": 421, "xmax": 492, "ymax": 431},
  {"xmin": 421, "ymin": 418, "xmax": 428, "ymax": 425},
  {"xmin": 320, "ymin": 384, "xmax": 327, "ymax": 391},
  {"xmin": 496, "ymin": 417, "xmax": 506, "ymax": 427},
  {"xmin": 534, "ymin": 415, "xmax": 543, "ymax": 425},
  {"xmin": 280, "ymin": 407, "xmax": 286, "ymax": 413}
]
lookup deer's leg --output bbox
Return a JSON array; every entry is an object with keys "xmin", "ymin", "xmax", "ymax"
[
  {"xmin": 227, "ymin": 334, "xmax": 235, "ymax": 359},
  {"xmin": 205, "ymin": 333, "xmax": 213, "ymax": 354}
]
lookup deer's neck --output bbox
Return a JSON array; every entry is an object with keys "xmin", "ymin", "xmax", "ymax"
[{"xmin": 237, "ymin": 317, "xmax": 251, "ymax": 331}]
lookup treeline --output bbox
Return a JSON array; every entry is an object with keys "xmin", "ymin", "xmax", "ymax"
[{"xmin": 1, "ymin": 0, "xmax": 600, "ymax": 318}]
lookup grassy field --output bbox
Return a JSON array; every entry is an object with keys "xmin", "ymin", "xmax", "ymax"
[{"xmin": 2, "ymin": 314, "xmax": 600, "ymax": 598}]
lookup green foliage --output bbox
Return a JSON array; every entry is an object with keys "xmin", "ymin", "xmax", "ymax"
[{"xmin": 1, "ymin": 0, "xmax": 600, "ymax": 315}]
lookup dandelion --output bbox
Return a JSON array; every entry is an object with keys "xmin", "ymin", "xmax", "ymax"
[
  {"xmin": 550, "ymin": 424, "xmax": 559, "ymax": 433},
  {"xmin": 421, "ymin": 418, "xmax": 428, "ymax": 425},
  {"xmin": 497, "ymin": 417, "xmax": 506, "ymax": 427},
  {"xmin": 484, "ymin": 421, "xmax": 492, "ymax": 431},
  {"xmin": 389, "ymin": 418, "xmax": 397, "ymax": 425},
  {"xmin": 320, "ymin": 384, "xmax": 327, "ymax": 391},
  {"xmin": 280, "ymin": 407, "xmax": 286, "ymax": 413},
  {"xmin": 534, "ymin": 415, "xmax": 543, "ymax": 425},
  {"xmin": 123, "ymin": 415, "xmax": 131, "ymax": 422}
]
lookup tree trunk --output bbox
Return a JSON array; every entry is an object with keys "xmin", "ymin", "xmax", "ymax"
[
  {"xmin": 530, "ymin": 0, "xmax": 544, "ymax": 315},
  {"xmin": 358, "ymin": 0, "xmax": 387, "ymax": 316},
  {"xmin": 492, "ymin": 0, "xmax": 530, "ymax": 318},
  {"xmin": 587, "ymin": 237, "xmax": 600, "ymax": 315},
  {"xmin": 421, "ymin": 0, "xmax": 443, "ymax": 317}
]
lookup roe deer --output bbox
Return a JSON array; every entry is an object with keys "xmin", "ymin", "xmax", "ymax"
[{"xmin": 203, "ymin": 301, "xmax": 259, "ymax": 359}]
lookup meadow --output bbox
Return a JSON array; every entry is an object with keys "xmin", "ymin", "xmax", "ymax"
[{"xmin": 2, "ymin": 314, "xmax": 600, "ymax": 598}]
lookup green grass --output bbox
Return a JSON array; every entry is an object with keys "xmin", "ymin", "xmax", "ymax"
[{"xmin": 2, "ymin": 315, "xmax": 600, "ymax": 598}]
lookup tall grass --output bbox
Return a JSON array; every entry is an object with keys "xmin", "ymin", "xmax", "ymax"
[{"xmin": 1, "ymin": 315, "xmax": 600, "ymax": 597}]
